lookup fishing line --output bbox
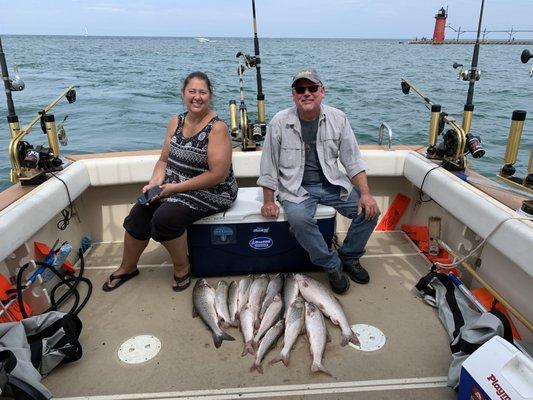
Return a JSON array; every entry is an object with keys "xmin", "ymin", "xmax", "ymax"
[{"xmin": 435, "ymin": 216, "xmax": 533, "ymax": 269}]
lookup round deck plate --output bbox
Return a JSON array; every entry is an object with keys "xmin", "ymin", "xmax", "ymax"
[
  {"xmin": 117, "ymin": 335, "xmax": 161, "ymax": 364},
  {"xmin": 349, "ymin": 324, "xmax": 386, "ymax": 352}
]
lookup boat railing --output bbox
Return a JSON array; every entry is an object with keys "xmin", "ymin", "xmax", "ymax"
[{"xmin": 378, "ymin": 122, "xmax": 394, "ymax": 151}]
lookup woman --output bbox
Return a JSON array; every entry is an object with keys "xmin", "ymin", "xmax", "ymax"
[{"xmin": 103, "ymin": 72, "xmax": 238, "ymax": 292}]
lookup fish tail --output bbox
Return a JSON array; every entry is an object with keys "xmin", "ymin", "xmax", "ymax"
[
  {"xmin": 282, "ymin": 353, "xmax": 290, "ymax": 367},
  {"xmin": 213, "ymin": 330, "xmax": 235, "ymax": 348},
  {"xmin": 341, "ymin": 331, "xmax": 360, "ymax": 347},
  {"xmin": 270, "ymin": 350, "xmax": 289, "ymax": 367},
  {"xmin": 250, "ymin": 362, "xmax": 263, "ymax": 374},
  {"xmin": 241, "ymin": 340, "xmax": 255, "ymax": 357},
  {"xmin": 311, "ymin": 361, "xmax": 332, "ymax": 376}
]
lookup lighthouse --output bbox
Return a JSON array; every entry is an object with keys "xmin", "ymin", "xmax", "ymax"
[{"xmin": 432, "ymin": 7, "xmax": 447, "ymax": 44}]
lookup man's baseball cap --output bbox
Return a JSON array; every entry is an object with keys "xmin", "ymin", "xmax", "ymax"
[{"xmin": 291, "ymin": 68, "xmax": 322, "ymax": 87}]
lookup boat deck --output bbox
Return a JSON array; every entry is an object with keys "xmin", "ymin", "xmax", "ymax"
[{"xmin": 44, "ymin": 232, "xmax": 456, "ymax": 399}]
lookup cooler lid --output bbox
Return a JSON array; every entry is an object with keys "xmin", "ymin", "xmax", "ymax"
[{"xmin": 195, "ymin": 187, "xmax": 336, "ymax": 224}]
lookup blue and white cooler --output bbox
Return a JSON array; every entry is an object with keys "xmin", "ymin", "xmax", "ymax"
[{"xmin": 187, "ymin": 187, "xmax": 337, "ymax": 277}]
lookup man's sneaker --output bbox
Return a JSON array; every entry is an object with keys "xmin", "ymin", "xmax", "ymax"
[
  {"xmin": 344, "ymin": 262, "xmax": 370, "ymax": 284},
  {"xmin": 327, "ymin": 269, "xmax": 350, "ymax": 294}
]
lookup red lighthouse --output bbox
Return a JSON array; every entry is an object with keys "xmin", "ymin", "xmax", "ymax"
[{"xmin": 432, "ymin": 7, "xmax": 447, "ymax": 44}]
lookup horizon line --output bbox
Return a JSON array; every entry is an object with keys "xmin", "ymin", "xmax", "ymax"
[{"xmin": 2, "ymin": 33, "xmax": 531, "ymax": 41}]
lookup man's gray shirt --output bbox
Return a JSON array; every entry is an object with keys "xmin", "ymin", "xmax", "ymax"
[{"xmin": 257, "ymin": 104, "xmax": 368, "ymax": 204}]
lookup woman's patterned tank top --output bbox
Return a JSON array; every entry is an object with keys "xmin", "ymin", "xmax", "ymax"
[{"xmin": 162, "ymin": 113, "xmax": 238, "ymax": 211}]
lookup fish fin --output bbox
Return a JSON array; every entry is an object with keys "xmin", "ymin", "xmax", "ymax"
[
  {"xmin": 250, "ymin": 362, "xmax": 263, "ymax": 374},
  {"xmin": 254, "ymin": 319, "xmax": 261, "ymax": 331},
  {"xmin": 311, "ymin": 362, "xmax": 332, "ymax": 376},
  {"xmin": 241, "ymin": 341, "xmax": 255, "ymax": 357},
  {"xmin": 221, "ymin": 319, "xmax": 231, "ymax": 329},
  {"xmin": 330, "ymin": 317, "xmax": 340, "ymax": 326},
  {"xmin": 341, "ymin": 331, "xmax": 359, "ymax": 347},
  {"xmin": 192, "ymin": 306, "xmax": 198, "ymax": 318},
  {"xmin": 282, "ymin": 353, "xmax": 290, "ymax": 367},
  {"xmin": 302, "ymin": 281, "xmax": 309, "ymax": 288},
  {"xmin": 326, "ymin": 327, "xmax": 332, "ymax": 343},
  {"xmin": 213, "ymin": 333, "xmax": 222, "ymax": 348},
  {"xmin": 269, "ymin": 353, "xmax": 283, "ymax": 366},
  {"xmin": 221, "ymin": 330, "xmax": 235, "ymax": 341},
  {"xmin": 317, "ymin": 302, "xmax": 326, "ymax": 312},
  {"xmin": 213, "ymin": 330, "xmax": 235, "ymax": 348}
]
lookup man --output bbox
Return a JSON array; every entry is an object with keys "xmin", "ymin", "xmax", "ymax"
[{"xmin": 257, "ymin": 68, "xmax": 379, "ymax": 294}]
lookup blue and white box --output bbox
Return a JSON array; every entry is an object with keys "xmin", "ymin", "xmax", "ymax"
[
  {"xmin": 188, "ymin": 187, "xmax": 336, "ymax": 277},
  {"xmin": 458, "ymin": 336, "xmax": 533, "ymax": 400}
]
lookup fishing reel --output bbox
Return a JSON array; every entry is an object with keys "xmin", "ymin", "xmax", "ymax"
[
  {"xmin": 453, "ymin": 63, "xmax": 480, "ymax": 81},
  {"xmin": 236, "ymin": 51, "xmax": 260, "ymax": 69},
  {"xmin": 229, "ymin": 52, "xmax": 265, "ymax": 151},
  {"xmin": 17, "ymin": 141, "xmax": 62, "ymax": 171},
  {"xmin": 7, "ymin": 87, "xmax": 77, "ymax": 185},
  {"xmin": 9, "ymin": 65, "xmax": 25, "ymax": 91}
]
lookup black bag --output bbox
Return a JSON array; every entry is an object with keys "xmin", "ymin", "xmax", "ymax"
[{"xmin": 0, "ymin": 311, "xmax": 82, "ymax": 399}]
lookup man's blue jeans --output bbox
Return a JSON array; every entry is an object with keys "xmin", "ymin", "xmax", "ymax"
[{"xmin": 281, "ymin": 182, "xmax": 378, "ymax": 273}]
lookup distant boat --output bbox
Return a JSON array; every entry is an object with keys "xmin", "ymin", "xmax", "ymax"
[
  {"xmin": 195, "ymin": 37, "xmax": 215, "ymax": 43},
  {"xmin": 84, "ymin": 27, "xmax": 89, "ymax": 37}
]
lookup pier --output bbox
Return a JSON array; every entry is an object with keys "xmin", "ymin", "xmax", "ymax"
[{"xmin": 409, "ymin": 39, "xmax": 533, "ymax": 45}]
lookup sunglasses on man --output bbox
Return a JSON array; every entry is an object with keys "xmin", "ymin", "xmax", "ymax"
[{"xmin": 293, "ymin": 84, "xmax": 321, "ymax": 95}]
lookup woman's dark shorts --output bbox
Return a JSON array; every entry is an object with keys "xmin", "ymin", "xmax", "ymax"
[{"xmin": 123, "ymin": 201, "xmax": 216, "ymax": 242}]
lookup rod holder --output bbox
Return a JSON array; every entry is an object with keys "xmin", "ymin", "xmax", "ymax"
[
  {"xmin": 228, "ymin": 100, "xmax": 238, "ymax": 138},
  {"xmin": 257, "ymin": 95, "xmax": 265, "ymax": 125},
  {"xmin": 427, "ymin": 104, "xmax": 441, "ymax": 156},
  {"xmin": 43, "ymin": 114, "xmax": 60, "ymax": 157},
  {"xmin": 501, "ymin": 110, "xmax": 527, "ymax": 177},
  {"xmin": 461, "ymin": 104, "xmax": 474, "ymax": 136}
]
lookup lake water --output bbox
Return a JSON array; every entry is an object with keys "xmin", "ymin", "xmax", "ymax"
[{"xmin": 0, "ymin": 35, "xmax": 531, "ymax": 190}]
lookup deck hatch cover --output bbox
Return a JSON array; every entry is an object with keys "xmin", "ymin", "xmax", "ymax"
[
  {"xmin": 117, "ymin": 335, "xmax": 161, "ymax": 364},
  {"xmin": 349, "ymin": 324, "xmax": 386, "ymax": 352}
]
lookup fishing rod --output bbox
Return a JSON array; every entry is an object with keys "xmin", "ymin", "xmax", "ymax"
[
  {"xmin": 230, "ymin": 0, "xmax": 266, "ymax": 151},
  {"xmin": 251, "ymin": 0, "xmax": 266, "ymax": 137},
  {"xmin": 0, "ymin": 38, "xmax": 19, "ymax": 118},
  {"xmin": 452, "ymin": 0, "xmax": 486, "ymax": 159},
  {"xmin": 0, "ymin": 35, "xmax": 77, "ymax": 185}
]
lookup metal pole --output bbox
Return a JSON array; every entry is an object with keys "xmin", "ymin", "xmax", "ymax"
[{"xmin": 0, "ymin": 37, "xmax": 17, "ymax": 117}]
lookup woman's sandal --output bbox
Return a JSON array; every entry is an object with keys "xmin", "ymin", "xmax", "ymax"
[
  {"xmin": 173, "ymin": 272, "xmax": 191, "ymax": 292},
  {"xmin": 102, "ymin": 269, "xmax": 140, "ymax": 292}
]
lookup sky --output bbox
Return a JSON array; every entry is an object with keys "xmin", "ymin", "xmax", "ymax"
[{"xmin": 0, "ymin": 0, "xmax": 532, "ymax": 39}]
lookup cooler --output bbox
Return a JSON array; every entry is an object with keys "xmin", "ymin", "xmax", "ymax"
[
  {"xmin": 187, "ymin": 187, "xmax": 336, "ymax": 277},
  {"xmin": 458, "ymin": 336, "xmax": 533, "ymax": 400}
]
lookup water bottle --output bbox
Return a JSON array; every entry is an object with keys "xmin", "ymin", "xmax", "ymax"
[{"xmin": 42, "ymin": 242, "xmax": 72, "ymax": 283}]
